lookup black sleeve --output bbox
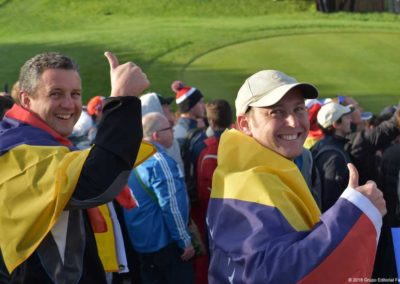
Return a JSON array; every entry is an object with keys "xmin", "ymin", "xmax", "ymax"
[{"xmin": 69, "ymin": 96, "xmax": 143, "ymax": 207}]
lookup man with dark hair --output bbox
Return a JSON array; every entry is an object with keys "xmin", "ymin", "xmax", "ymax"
[
  {"xmin": 205, "ymin": 99, "xmax": 232, "ymax": 130},
  {"xmin": 0, "ymin": 51, "xmax": 152, "ymax": 283},
  {"xmin": 194, "ymin": 98, "xmax": 233, "ymax": 208},
  {"xmin": 311, "ymin": 102, "xmax": 354, "ymax": 212},
  {"xmin": 192, "ymin": 99, "xmax": 233, "ymax": 284}
]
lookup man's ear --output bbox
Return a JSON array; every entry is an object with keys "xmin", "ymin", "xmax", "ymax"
[
  {"xmin": 19, "ymin": 91, "xmax": 31, "ymax": 109},
  {"xmin": 237, "ymin": 114, "xmax": 252, "ymax": 136},
  {"xmin": 208, "ymin": 119, "xmax": 216, "ymax": 130},
  {"xmin": 151, "ymin": 131, "xmax": 159, "ymax": 142},
  {"xmin": 332, "ymin": 120, "xmax": 341, "ymax": 130}
]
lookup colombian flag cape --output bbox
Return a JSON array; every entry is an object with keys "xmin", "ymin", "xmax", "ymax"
[
  {"xmin": 207, "ymin": 129, "xmax": 381, "ymax": 283},
  {"xmin": 0, "ymin": 105, "xmax": 155, "ymax": 273}
]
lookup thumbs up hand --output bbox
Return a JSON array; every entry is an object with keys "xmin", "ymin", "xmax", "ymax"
[
  {"xmin": 104, "ymin": 51, "xmax": 150, "ymax": 98},
  {"xmin": 347, "ymin": 163, "xmax": 387, "ymax": 216}
]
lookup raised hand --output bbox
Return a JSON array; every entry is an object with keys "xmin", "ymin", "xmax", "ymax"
[
  {"xmin": 347, "ymin": 163, "xmax": 386, "ymax": 216},
  {"xmin": 104, "ymin": 51, "xmax": 150, "ymax": 98}
]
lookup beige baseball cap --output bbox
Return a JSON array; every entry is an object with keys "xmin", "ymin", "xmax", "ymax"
[
  {"xmin": 317, "ymin": 102, "xmax": 354, "ymax": 129},
  {"xmin": 235, "ymin": 70, "xmax": 319, "ymax": 116}
]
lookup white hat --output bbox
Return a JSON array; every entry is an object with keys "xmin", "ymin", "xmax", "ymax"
[
  {"xmin": 235, "ymin": 70, "xmax": 318, "ymax": 116},
  {"xmin": 317, "ymin": 102, "xmax": 353, "ymax": 129}
]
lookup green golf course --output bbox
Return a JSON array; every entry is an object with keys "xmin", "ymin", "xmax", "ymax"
[
  {"xmin": 183, "ymin": 31, "xmax": 400, "ymax": 112},
  {"xmin": 0, "ymin": 0, "xmax": 399, "ymax": 113}
]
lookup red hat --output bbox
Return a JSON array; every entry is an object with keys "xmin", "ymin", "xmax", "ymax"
[
  {"xmin": 171, "ymin": 81, "xmax": 203, "ymax": 113},
  {"xmin": 87, "ymin": 96, "xmax": 105, "ymax": 116}
]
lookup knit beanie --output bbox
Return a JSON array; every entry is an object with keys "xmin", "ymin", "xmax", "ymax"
[{"xmin": 171, "ymin": 80, "xmax": 203, "ymax": 113}]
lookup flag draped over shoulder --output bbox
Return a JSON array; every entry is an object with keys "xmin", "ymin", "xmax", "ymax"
[
  {"xmin": 0, "ymin": 105, "xmax": 155, "ymax": 273},
  {"xmin": 207, "ymin": 129, "xmax": 379, "ymax": 284},
  {"xmin": 211, "ymin": 129, "xmax": 321, "ymax": 230},
  {"xmin": 0, "ymin": 142, "xmax": 90, "ymax": 273}
]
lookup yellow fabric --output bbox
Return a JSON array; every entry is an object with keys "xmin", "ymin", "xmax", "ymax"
[
  {"xmin": 304, "ymin": 136, "xmax": 320, "ymax": 149},
  {"xmin": 134, "ymin": 141, "xmax": 157, "ymax": 167},
  {"xmin": 211, "ymin": 129, "xmax": 321, "ymax": 231},
  {"xmin": 0, "ymin": 141, "xmax": 156, "ymax": 273},
  {"xmin": 94, "ymin": 205, "xmax": 119, "ymax": 272},
  {"xmin": 93, "ymin": 141, "xmax": 156, "ymax": 272},
  {"xmin": 0, "ymin": 144, "xmax": 90, "ymax": 273}
]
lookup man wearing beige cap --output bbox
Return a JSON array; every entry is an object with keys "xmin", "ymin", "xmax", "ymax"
[
  {"xmin": 311, "ymin": 102, "xmax": 354, "ymax": 212},
  {"xmin": 206, "ymin": 70, "xmax": 386, "ymax": 283}
]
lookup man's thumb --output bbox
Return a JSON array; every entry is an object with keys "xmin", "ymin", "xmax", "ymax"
[
  {"xmin": 347, "ymin": 163, "xmax": 359, "ymax": 189},
  {"xmin": 104, "ymin": 51, "xmax": 119, "ymax": 70}
]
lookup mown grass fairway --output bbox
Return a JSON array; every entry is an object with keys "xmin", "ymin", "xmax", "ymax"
[
  {"xmin": 184, "ymin": 31, "xmax": 400, "ymax": 111},
  {"xmin": 0, "ymin": 0, "xmax": 399, "ymax": 113}
]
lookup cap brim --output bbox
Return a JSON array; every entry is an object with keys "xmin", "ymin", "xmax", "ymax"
[
  {"xmin": 361, "ymin": 111, "xmax": 373, "ymax": 121},
  {"xmin": 336, "ymin": 105, "xmax": 354, "ymax": 121},
  {"xmin": 248, "ymin": 82, "xmax": 318, "ymax": 108},
  {"xmin": 344, "ymin": 105, "xmax": 355, "ymax": 115}
]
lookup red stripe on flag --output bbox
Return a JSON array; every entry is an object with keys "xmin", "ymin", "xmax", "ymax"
[{"xmin": 299, "ymin": 214, "xmax": 376, "ymax": 283}]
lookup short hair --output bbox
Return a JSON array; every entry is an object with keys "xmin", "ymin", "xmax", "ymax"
[
  {"xmin": 318, "ymin": 116, "xmax": 343, "ymax": 135},
  {"xmin": 142, "ymin": 112, "xmax": 165, "ymax": 138},
  {"xmin": 206, "ymin": 99, "xmax": 232, "ymax": 129},
  {"xmin": 19, "ymin": 52, "xmax": 79, "ymax": 95}
]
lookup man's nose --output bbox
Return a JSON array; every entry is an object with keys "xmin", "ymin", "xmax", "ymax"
[
  {"xmin": 286, "ymin": 113, "xmax": 299, "ymax": 127},
  {"xmin": 61, "ymin": 95, "xmax": 74, "ymax": 108}
]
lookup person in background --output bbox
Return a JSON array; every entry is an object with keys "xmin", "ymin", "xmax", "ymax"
[
  {"xmin": 373, "ymin": 142, "xmax": 400, "ymax": 280},
  {"xmin": 171, "ymin": 80, "xmax": 206, "ymax": 147},
  {"xmin": 140, "ymin": 92, "xmax": 184, "ymax": 172},
  {"xmin": 195, "ymin": 99, "xmax": 233, "ymax": 215},
  {"xmin": 191, "ymin": 99, "xmax": 233, "ymax": 284},
  {"xmin": 70, "ymin": 95, "xmax": 105, "ymax": 148},
  {"xmin": 0, "ymin": 51, "xmax": 151, "ymax": 283},
  {"xmin": 345, "ymin": 103, "xmax": 400, "ymax": 185},
  {"xmin": 335, "ymin": 95, "xmax": 364, "ymax": 132},
  {"xmin": 69, "ymin": 107, "xmax": 94, "ymax": 148},
  {"xmin": 86, "ymin": 95, "xmax": 105, "ymax": 142},
  {"xmin": 311, "ymin": 102, "xmax": 354, "ymax": 212},
  {"xmin": 123, "ymin": 112, "xmax": 195, "ymax": 284},
  {"xmin": 207, "ymin": 70, "xmax": 386, "ymax": 283},
  {"xmin": 171, "ymin": 81, "xmax": 207, "ymax": 208},
  {"xmin": 303, "ymin": 98, "xmax": 324, "ymax": 149}
]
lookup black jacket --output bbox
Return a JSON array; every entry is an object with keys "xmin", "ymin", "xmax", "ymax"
[
  {"xmin": 312, "ymin": 134, "xmax": 351, "ymax": 212},
  {"xmin": 346, "ymin": 114, "xmax": 400, "ymax": 184},
  {"xmin": 373, "ymin": 143, "xmax": 400, "ymax": 280}
]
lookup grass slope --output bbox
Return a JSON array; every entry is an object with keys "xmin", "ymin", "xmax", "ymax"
[
  {"xmin": 0, "ymin": 0, "xmax": 399, "ymax": 113},
  {"xmin": 184, "ymin": 31, "xmax": 400, "ymax": 111}
]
